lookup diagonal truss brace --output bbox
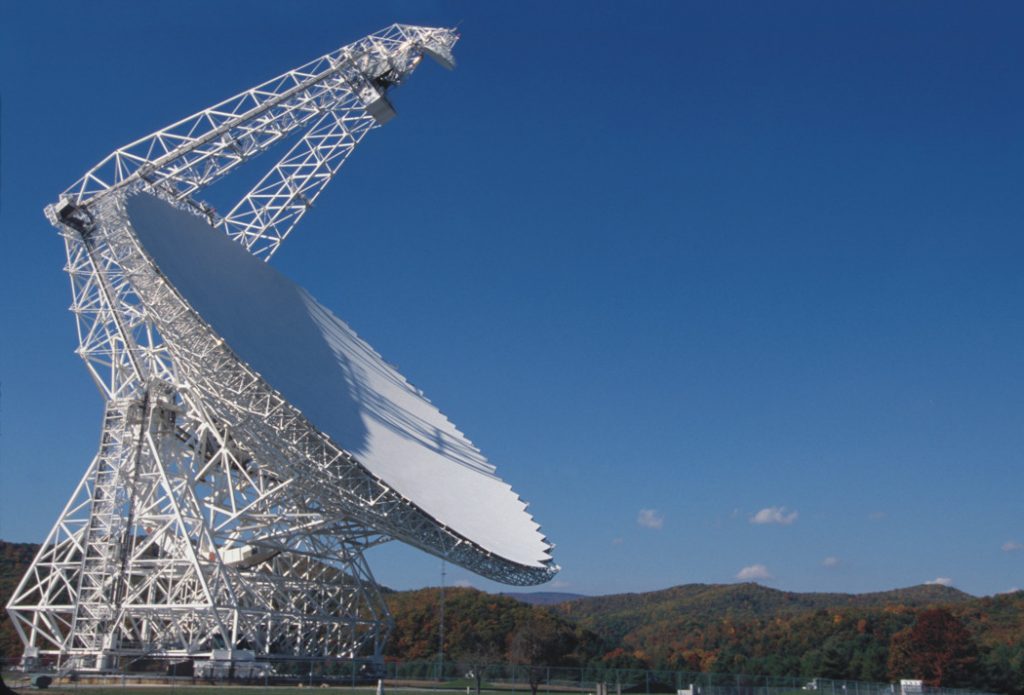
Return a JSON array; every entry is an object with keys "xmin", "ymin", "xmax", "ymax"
[
  {"xmin": 218, "ymin": 102, "xmax": 377, "ymax": 261},
  {"xmin": 7, "ymin": 376, "xmax": 395, "ymax": 670},
  {"xmin": 59, "ymin": 23, "xmax": 457, "ymax": 258},
  {"xmin": 12, "ymin": 24, "xmax": 475, "ymax": 672},
  {"xmin": 49, "ymin": 24, "xmax": 457, "ymax": 402}
]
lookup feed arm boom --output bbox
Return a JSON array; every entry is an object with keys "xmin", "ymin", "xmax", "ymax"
[{"xmin": 56, "ymin": 23, "xmax": 457, "ymax": 257}]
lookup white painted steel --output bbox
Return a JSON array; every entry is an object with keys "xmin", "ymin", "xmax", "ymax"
[
  {"xmin": 126, "ymin": 192, "xmax": 552, "ymax": 569},
  {"xmin": 7, "ymin": 23, "xmax": 556, "ymax": 672}
]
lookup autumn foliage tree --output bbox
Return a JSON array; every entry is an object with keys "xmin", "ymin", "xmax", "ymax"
[
  {"xmin": 0, "ymin": 542, "xmax": 39, "ymax": 659},
  {"xmin": 509, "ymin": 608, "xmax": 578, "ymax": 695},
  {"xmin": 888, "ymin": 608, "xmax": 978, "ymax": 687}
]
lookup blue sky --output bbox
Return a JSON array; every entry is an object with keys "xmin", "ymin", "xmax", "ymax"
[{"xmin": 1, "ymin": 1, "xmax": 1022, "ymax": 598}]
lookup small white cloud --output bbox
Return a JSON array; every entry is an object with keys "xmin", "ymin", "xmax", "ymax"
[
  {"xmin": 1002, "ymin": 540, "xmax": 1023, "ymax": 552},
  {"xmin": 868, "ymin": 511, "xmax": 887, "ymax": 521},
  {"xmin": 750, "ymin": 506, "xmax": 798, "ymax": 525},
  {"xmin": 998, "ymin": 587, "xmax": 1021, "ymax": 595},
  {"xmin": 454, "ymin": 579, "xmax": 474, "ymax": 588},
  {"xmin": 637, "ymin": 509, "xmax": 664, "ymax": 529},
  {"xmin": 550, "ymin": 579, "xmax": 571, "ymax": 589},
  {"xmin": 926, "ymin": 577, "xmax": 954, "ymax": 587},
  {"xmin": 611, "ymin": 537, "xmax": 624, "ymax": 546},
  {"xmin": 736, "ymin": 564, "xmax": 772, "ymax": 581},
  {"xmin": 822, "ymin": 556, "xmax": 841, "ymax": 568}
]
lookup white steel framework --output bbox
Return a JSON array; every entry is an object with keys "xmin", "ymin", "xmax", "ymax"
[{"xmin": 7, "ymin": 23, "xmax": 556, "ymax": 674}]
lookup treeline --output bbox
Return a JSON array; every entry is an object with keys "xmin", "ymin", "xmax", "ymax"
[
  {"xmin": 554, "ymin": 582, "xmax": 1024, "ymax": 693},
  {"xmin": 1, "ymin": 541, "xmax": 1022, "ymax": 695},
  {"xmin": 385, "ymin": 587, "xmax": 600, "ymax": 666},
  {"xmin": 385, "ymin": 586, "xmax": 1024, "ymax": 695},
  {"xmin": 0, "ymin": 541, "xmax": 37, "ymax": 661}
]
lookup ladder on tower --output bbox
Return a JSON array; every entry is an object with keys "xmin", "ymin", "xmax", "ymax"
[{"xmin": 67, "ymin": 397, "xmax": 147, "ymax": 669}]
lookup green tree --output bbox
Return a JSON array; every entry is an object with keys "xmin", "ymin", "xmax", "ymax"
[
  {"xmin": 820, "ymin": 636, "xmax": 851, "ymax": 679},
  {"xmin": 980, "ymin": 640, "xmax": 1024, "ymax": 695},
  {"xmin": 852, "ymin": 642, "xmax": 888, "ymax": 683},
  {"xmin": 800, "ymin": 649, "xmax": 823, "ymax": 678}
]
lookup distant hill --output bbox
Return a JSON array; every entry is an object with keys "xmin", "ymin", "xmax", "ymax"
[
  {"xmin": 2, "ymin": 539, "xmax": 1021, "ymax": 695},
  {"xmin": 502, "ymin": 591, "xmax": 587, "ymax": 605},
  {"xmin": 554, "ymin": 582, "xmax": 976, "ymax": 644},
  {"xmin": 548, "ymin": 581, "xmax": 1020, "ymax": 691}
]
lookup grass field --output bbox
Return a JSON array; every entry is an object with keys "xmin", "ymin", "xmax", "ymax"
[
  {"xmin": 0, "ymin": 676, "xmax": 569, "ymax": 695},
  {"xmin": 0, "ymin": 682, "xmax": 507, "ymax": 695}
]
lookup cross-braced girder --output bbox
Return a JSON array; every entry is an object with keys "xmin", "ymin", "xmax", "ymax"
[
  {"xmin": 60, "ymin": 24, "xmax": 457, "ymax": 224},
  {"xmin": 219, "ymin": 104, "xmax": 377, "ymax": 261},
  {"xmin": 8, "ymin": 378, "xmax": 393, "ymax": 670},
  {"xmin": 13, "ymin": 23, "xmax": 456, "ymax": 672},
  {"xmin": 13, "ymin": 22, "xmax": 457, "ymax": 670}
]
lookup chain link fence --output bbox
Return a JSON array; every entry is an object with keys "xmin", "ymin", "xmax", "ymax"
[{"xmin": 0, "ymin": 658, "xmax": 1002, "ymax": 695}]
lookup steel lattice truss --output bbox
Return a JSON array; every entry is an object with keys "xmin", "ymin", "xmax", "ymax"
[{"xmin": 6, "ymin": 24, "xmax": 552, "ymax": 675}]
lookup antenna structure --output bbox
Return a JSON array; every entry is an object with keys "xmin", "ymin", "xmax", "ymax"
[{"xmin": 6, "ymin": 24, "xmax": 556, "ymax": 675}]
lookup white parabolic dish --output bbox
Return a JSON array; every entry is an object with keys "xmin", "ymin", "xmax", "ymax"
[{"xmin": 124, "ymin": 191, "xmax": 553, "ymax": 573}]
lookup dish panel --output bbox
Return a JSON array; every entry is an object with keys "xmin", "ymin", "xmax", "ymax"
[{"xmin": 125, "ymin": 192, "xmax": 551, "ymax": 569}]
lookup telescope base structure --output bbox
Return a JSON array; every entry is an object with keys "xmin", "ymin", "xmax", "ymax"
[
  {"xmin": 6, "ymin": 384, "xmax": 392, "ymax": 673},
  {"xmin": 7, "ymin": 22, "xmax": 556, "ymax": 673}
]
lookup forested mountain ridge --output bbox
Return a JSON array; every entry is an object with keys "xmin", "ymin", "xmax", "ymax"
[
  {"xmin": 391, "ymin": 584, "xmax": 1022, "ymax": 693},
  {"xmin": 545, "ymin": 583, "xmax": 1021, "ymax": 693},
  {"xmin": 503, "ymin": 591, "xmax": 587, "ymax": 605},
  {"xmin": 554, "ymin": 582, "xmax": 976, "ymax": 644}
]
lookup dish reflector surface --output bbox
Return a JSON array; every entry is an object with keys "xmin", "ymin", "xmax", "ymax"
[{"xmin": 126, "ymin": 192, "xmax": 551, "ymax": 569}]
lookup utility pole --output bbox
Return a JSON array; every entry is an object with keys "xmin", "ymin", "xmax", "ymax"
[{"xmin": 438, "ymin": 559, "xmax": 446, "ymax": 680}]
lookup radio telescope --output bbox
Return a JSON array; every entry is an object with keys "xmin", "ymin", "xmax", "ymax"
[{"xmin": 6, "ymin": 25, "xmax": 557, "ymax": 673}]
